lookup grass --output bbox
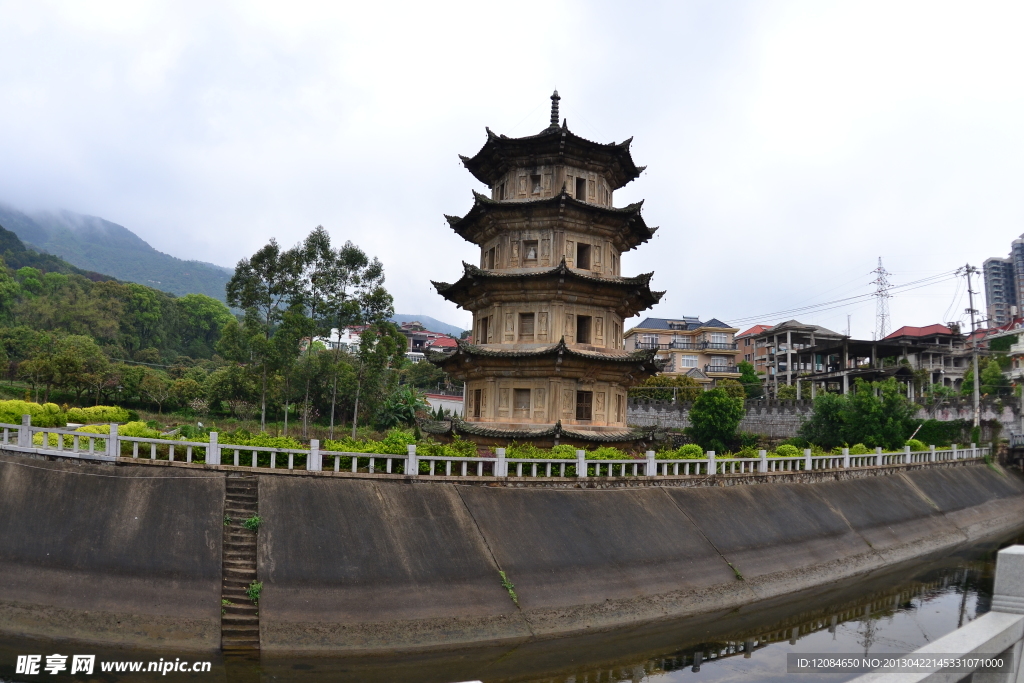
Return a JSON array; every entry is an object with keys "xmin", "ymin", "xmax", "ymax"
[
  {"xmin": 243, "ymin": 515, "xmax": 262, "ymax": 531},
  {"xmin": 499, "ymin": 571, "xmax": 518, "ymax": 606},
  {"xmin": 245, "ymin": 581, "xmax": 262, "ymax": 605}
]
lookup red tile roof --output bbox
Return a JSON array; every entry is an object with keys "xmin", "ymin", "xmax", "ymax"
[
  {"xmin": 736, "ymin": 324, "xmax": 772, "ymax": 338},
  {"xmin": 427, "ymin": 336, "xmax": 458, "ymax": 348},
  {"xmin": 884, "ymin": 324, "xmax": 953, "ymax": 339}
]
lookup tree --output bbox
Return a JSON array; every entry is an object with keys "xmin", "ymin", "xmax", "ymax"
[
  {"xmin": 176, "ymin": 294, "xmax": 233, "ymax": 358},
  {"xmin": 375, "ymin": 386, "xmax": 429, "ymax": 429},
  {"xmin": 140, "ymin": 371, "xmax": 172, "ymax": 414},
  {"xmin": 630, "ymin": 374, "xmax": 702, "ymax": 401},
  {"xmin": 687, "ymin": 388, "xmax": 744, "ymax": 453},
  {"xmin": 980, "ymin": 358, "xmax": 1010, "ymax": 397},
  {"xmin": 798, "ymin": 392, "xmax": 847, "ymax": 450},
  {"xmin": 403, "ymin": 360, "xmax": 446, "ymax": 390},
  {"xmin": 842, "ymin": 378, "xmax": 917, "ymax": 450},
  {"xmin": 737, "ymin": 360, "xmax": 763, "ymax": 398},
  {"xmin": 776, "ymin": 384, "xmax": 798, "ymax": 400},
  {"xmin": 226, "ymin": 238, "xmax": 302, "ymax": 429},
  {"xmin": 716, "ymin": 378, "xmax": 746, "ymax": 400}
]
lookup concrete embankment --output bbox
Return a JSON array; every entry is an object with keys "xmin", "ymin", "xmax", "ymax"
[
  {"xmin": 0, "ymin": 453, "xmax": 223, "ymax": 650},
  {"xmin": 2, "ymin": 448, "xmax": 1023, "ymax": 654},
  {"xmin": 258, "ymin": 464, "xmax": 1024, "ymax": 652}
]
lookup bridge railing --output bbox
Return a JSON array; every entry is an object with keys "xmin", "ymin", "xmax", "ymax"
[{"xmin": 0, "ymin": 415, "xmax": 990, "ymax": 479}]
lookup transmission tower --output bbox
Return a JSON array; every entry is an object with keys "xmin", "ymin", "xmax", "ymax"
[{"xmin": 871, "ymin": 257, "xmax": 892, "ymax": 340}]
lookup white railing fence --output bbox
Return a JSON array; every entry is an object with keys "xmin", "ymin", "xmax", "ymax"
[
  {"xmin": 0, "ymin": 414, "xmax": 990, "ymax": 480},
  {"xmin": 851, "ymin": 545, "xmax": 1024, "ymax": 683}
]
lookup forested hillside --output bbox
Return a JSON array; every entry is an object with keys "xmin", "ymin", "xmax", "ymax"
[{"xmin": 0, "ymin": 204, "xmax": 233, "ymax": 300}]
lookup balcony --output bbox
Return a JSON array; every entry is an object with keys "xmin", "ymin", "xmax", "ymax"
[
  {"xmin": 636, "ymin": 340, "xmax": 701, "ymax": 351},
  {"xmin": 705, "ymin": 364, "xmax": 739, "ymax": 374},
  {"xmin": 702, "ymin": 341, "xmax": 738, "ymax": 351}
]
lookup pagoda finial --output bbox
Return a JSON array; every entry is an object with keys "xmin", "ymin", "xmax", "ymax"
[{"xmin": 549, "ymin": 90, "xmax": 560, "ymax": 129}]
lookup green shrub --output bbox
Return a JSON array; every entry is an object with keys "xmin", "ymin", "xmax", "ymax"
[
  {"xmin": 65, "ymin": 405, "xmax": 131, "ymax": 424},
  {"xmin": 772, "ymin": 444, "xmax": 801, "ymax": 458},
  {"xmin": 656, "ymin": 443, "xmax": 705, "ymax": 459},
  {"xmin": 906, "ymin": 439, "xmax": 927, "ymax": 452},
  {"xmin": 0, "ymin": 400, "xmax": 66, "ymax": 428},
  {"xmin": 588, "ymin": 446, "xmax": 630, "ymax": 460},
  {"xmin": 849, "ymin": 443, "xmax": 871, "ymax": 455}
]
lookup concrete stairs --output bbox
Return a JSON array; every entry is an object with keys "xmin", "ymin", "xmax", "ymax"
[{"xmin": 221, "ymin": 475, "xmax": 260, "ymax": 651}]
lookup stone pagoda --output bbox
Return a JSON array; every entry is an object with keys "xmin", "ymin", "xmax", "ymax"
[{"xmin": 425, "ymin": 91, "xmax": 664, "ymax": 446}]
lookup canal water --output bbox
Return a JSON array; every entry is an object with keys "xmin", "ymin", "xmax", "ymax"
[{"xmin": 1, "ymin": 531, "xmax": 1021, "ymax": 683}]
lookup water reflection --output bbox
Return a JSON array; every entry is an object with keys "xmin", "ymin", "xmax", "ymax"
[{"xmin": 0, "ymin": 533, "xmax": 1018, "ymax": 683}]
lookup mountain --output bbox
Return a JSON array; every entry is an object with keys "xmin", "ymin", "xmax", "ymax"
[
  {"xmin": 0, "ymin": 204, "xmax": 233, "ymax": 301},
  {"xmin": 0, "ymin": 224, "xmax": 115, "ymax": 281},
  {"xmin": 391, "ymin": 314, "xmax": 467, "ymax": 337}
]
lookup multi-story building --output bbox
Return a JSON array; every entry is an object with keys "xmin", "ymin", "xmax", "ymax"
[
  {"xmin": 741, "ymin": 320, "xmax": 845, "ymax": 394},
  {"xmin": 623, "ymin": 317, "xmax": 741, "ymax": 386},
  {"xmin": 983, "ymin": 256, "xmax": 1017, "ymax": 328},
  {"xmin": 981, "ymin": 234, "xmax": 1024, "ymax": 327},
  {"xmin": 737, "ymin": 324, "xmax": 771, "ymax": 374}
]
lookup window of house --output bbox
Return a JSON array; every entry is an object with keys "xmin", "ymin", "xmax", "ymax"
[
  {"xmin": 710, "ymin": 356, "xmax": 728, "ymax": 368},
  {"xmin": 485, "ymin": 247, "xmax": 495, "ymax": 269},
  {"xmin": 531, "ymin": 175, "xmax": 542, "ymax": 194},
  {"xmin": 576, "ymin": 315, "xmax": 592, "ymax": 344},
  {"xmin": 711, "ymin": 332, "xmax": 728, "ymax": 344},
  {"xmin": 680, "ymin": 354, "xmax": 698, "ymax": 367},
  {"xmin": 523, "ymin": 240, "xmax": 538, "ymax": 262},
  {"xmin": 513, "ymin": 388, "xmax": 531, "ymax": 416},
  {"xmin": 473, "ymin": 389, "xmax": 482, "ymax": 418},
  {"xmin": 576, "ymin": 390, "xmax": 593, "ymax": 420},
  {"xmin": 576, "ymin": 177, "xmax": 587, "ymax": 200},
  {"xmin": 640, "ymin": 334, "xmax": 658, "ymax": 349},
  {"xmin": 518, "ymin": 312, "xmax": 535, "ymax": 341},
  {"xmin": 479, "ymin": 316, "xmax": 489, "ymax": 344},
  {"xmin": 576, "ymin": 243, "xmax": 591, "ymax": 270}
]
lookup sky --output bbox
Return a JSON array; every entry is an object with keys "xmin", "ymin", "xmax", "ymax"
[{"xmin": 2, "ymin": 1, "xmax": 1024, "ymax": 337}]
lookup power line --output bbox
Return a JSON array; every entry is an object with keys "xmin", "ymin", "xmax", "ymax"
[{"xmin": 726, "ymin": 270, "xmax": 957, "ymax": 326}]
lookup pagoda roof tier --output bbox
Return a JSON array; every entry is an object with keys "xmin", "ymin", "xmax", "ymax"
[
  {"xmin": 430, "ymin": 338, "xmax": 660, "ymax": 383},
  {"xmin": 460, "ymin": 121, "xmax": 645, "ymax": 191},
  {"xmin": 419, "ymin": 417, "xmax": 646, "ymax": 444},
  {"xmin": 445, "ymin": 190, "xmax": 657, "ymax": 252},
  {"xmin": 432, "ymin": 258, "xmax": 664, "ymax": 318}
]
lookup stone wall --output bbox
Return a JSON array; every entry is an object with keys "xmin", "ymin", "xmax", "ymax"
[{"xmin": 628, "ymin": 398, "xmax": 1023, "ymax": 440}]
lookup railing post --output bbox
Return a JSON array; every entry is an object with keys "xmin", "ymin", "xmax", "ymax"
[
  {"xmin": 495, "ymin": 447, "xmax": 506, "ymax": 477},
  {"xmin": 707, "ymin": 450, "xmax": 716, "ymax": 475},
  {"xmin": 108, "ymin": 423, "xmax": 119, "ymax": 459},
  {"xmin": 904, "ymin": 445, "xmax": 911, "ymax": 464},
  {"xmin": 970, "ymin": 442, "xmax": 976, "ymax": 459},
  {"xmin": 929, "ymin": 444, "xmax": 936, "ymax": 462},
  {"xmin": 407, "ymin": 444, "xmax": 418, "ymax": 476},
  {"xmin": 577, "ymin": 449, "xmax": 587, "ymax": 478},
  {"xmin": 952, "ymin": 443, "xmax": 958, "ymax": 460},
  {"xmin": 759, "ymin": 449, "xmax": 767, "ymax": 473},
  {"xmin": 991, "ymin": 545, "xmax": 1024, "ymax": 615},
  {"xmin": 19, "ymin": 414, "xmax": 30, "ymax": 447},
  {"xmin": 842, "ymin": 447, "xmax": 849, "ymax": 468},
  {"xmin": 804, "ymin": 448, "xmax": 812, "ymax": 471},
  {"xmin": 308, "ymin": 439, "xmax": 321, "ymax": 471},
  {"xmin": 208, "ymin": 432, "xmax": 220, "ymax": 465},
  {"xmin": 645, "ymin": 450, "xmax": 656, "ymax": 476}
]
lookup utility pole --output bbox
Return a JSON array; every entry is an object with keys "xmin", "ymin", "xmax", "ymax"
[{"xmin": 964, "ymin": 264, "xmax": 981, "ymax": 429}]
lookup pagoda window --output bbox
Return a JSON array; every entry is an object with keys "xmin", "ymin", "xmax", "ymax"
[
  {"xmin": 531, "ymin": 175, "xmax": 542, "ymax": 194},
  {"xmin": 575, "ymin": 177, "xmax": 587, "ymax": 201},
  {"xmin": 523, "ymin": 240, "xmax": 538, "ymax": 263},
  {"xmin": 611, "ymin": 253, "xmax": 618, "ymax": 275},
  {"xmin": 615, "ymin": 394, "xmax": 624, "ymax": 423},
  {"xmin": 576, "ymin": 315, "xmax": 592, "ymax": 344},
  {"xmin": 498, "ymin": 182, "xmax": 506, "ymax": 200},
  {"xmin": 513, "ymin": 389, "xmax": 531, "ymax": 417},
  {"xmin": 472, "ymin": 389, "xmax": 482, "ymax": 418},
  {"xmin": 519, "ymin": 313, "xmax": 535, "ymax": 341},
  {"xmin": 479, "ymin": 316, "xmax": 489, "ymax": 344},
  {"xmin": 485, "ymin": 247, "xmax": 495, "ymax": 269},
  {"xmin": 575, "ymin": 391, "xmax": 593, "ymax": 421},
  {"xmin": 576, "ymin": 243, "xmax": 591, "ymax": 270}
]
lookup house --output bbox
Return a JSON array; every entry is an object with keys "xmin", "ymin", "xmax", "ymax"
[
  {"xmin": 736, "ymin": 324, "xmax": 772, "ymax": 375},
  {"xmin": 742, "ymin": 320, "xmax": 845, "ymax": 394},
  {"xmin": 623, "ymin": 317, "xmax": 741, "ymax": 386}
]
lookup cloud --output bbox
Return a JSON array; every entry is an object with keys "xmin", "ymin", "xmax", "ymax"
[{"xmin": 0, "ymin": 1, "xmax": 1020, "ymax": 334}]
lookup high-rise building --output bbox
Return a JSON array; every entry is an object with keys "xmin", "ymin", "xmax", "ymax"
[
  {"xmin": 983, "ymin": 256, "xmax": 1016, "ymax": 327},
  {"xmin": 425, "ymin": 92, "xmax": 663, "ymax": 446}
]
